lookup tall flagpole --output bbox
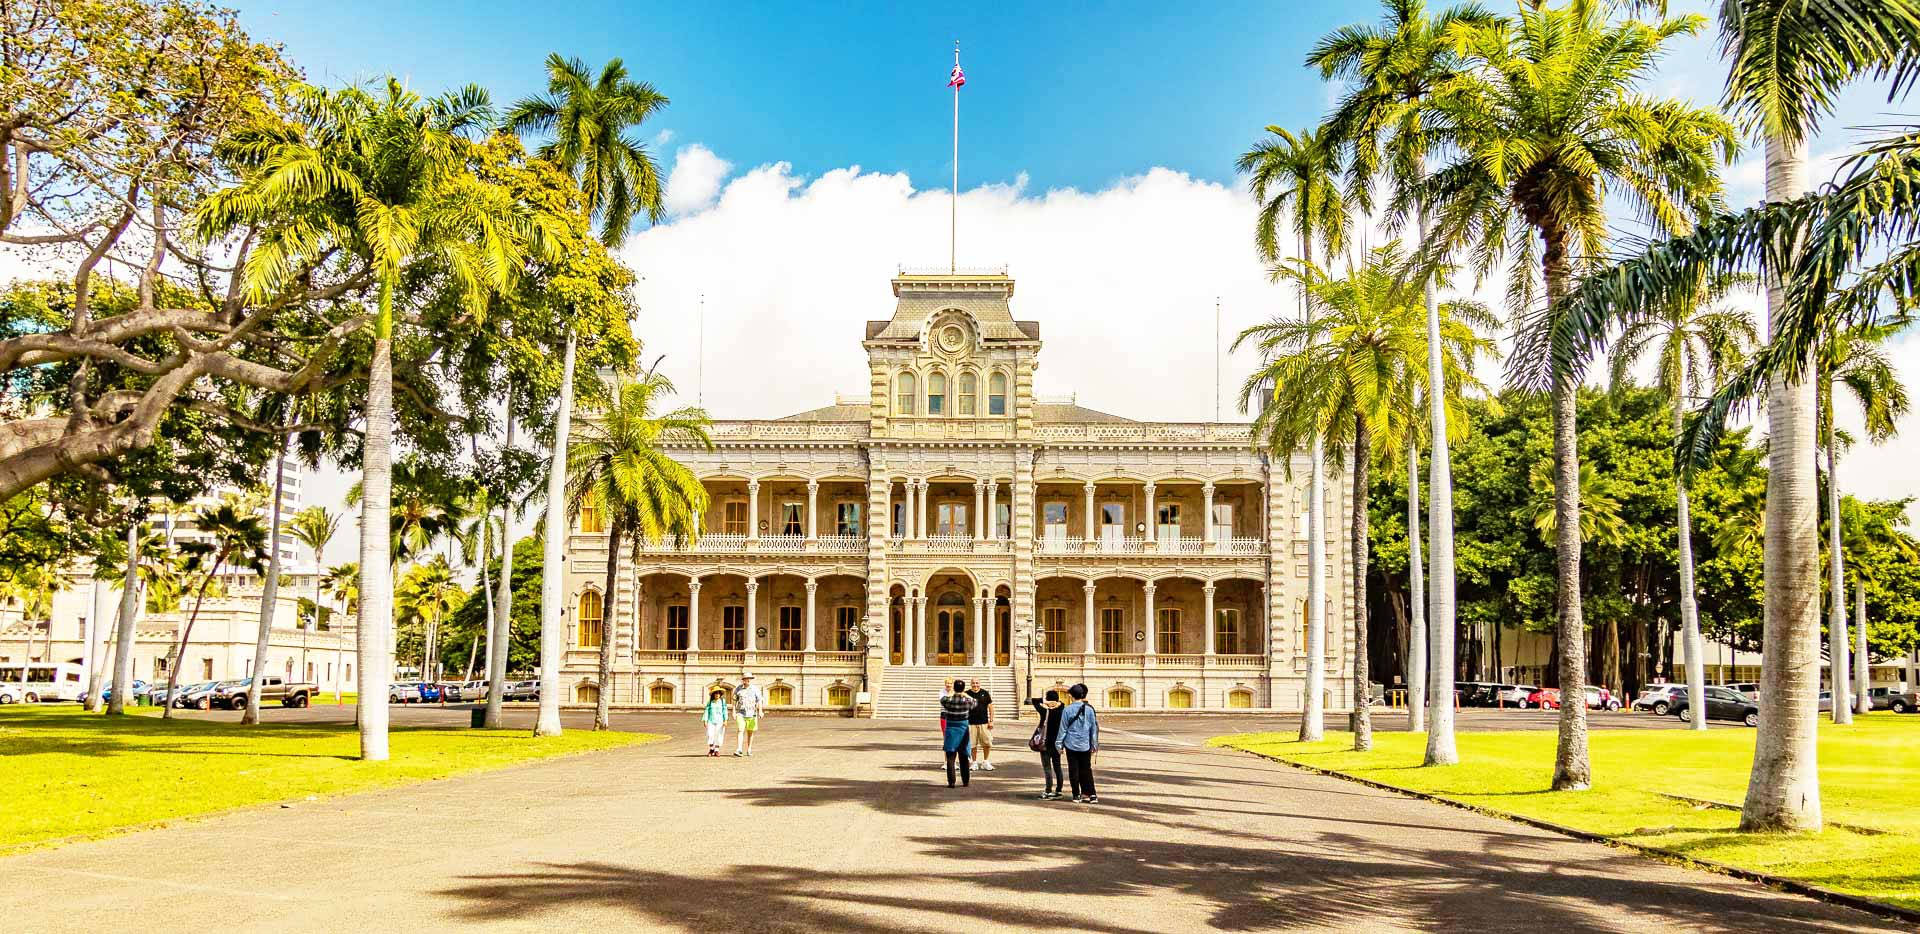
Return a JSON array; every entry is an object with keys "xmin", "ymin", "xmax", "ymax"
[{"xmin": 951, "ymin": 40, "xmax": 960, "ymax": 273}]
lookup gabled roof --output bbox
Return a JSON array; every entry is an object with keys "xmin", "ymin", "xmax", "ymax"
[
  {"xmin": 775, "ymin": 403, "xmax": 868, "ymax": 422},
  {"xmin": 1035, "ymin": 403, "xmax": 1133, "ymax": 424},
  {"xmin": 868, "ymin": 273, "xmax": 1035, "ymax": 342}
]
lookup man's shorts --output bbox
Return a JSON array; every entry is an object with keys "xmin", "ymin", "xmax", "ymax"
[
  {"xmin": 970, "ymin": 722, "xmax": 992, "ymax": 752},
  {"xmin": 737, "ymin": 715, "xmax": 759, "ymax": 732}
]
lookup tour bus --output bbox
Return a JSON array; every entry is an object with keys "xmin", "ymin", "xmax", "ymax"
[{"xmin": 0, "ymin": 662, "xmax": 88, "ymax": 703}]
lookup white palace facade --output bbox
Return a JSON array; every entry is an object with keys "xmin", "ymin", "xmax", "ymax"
[{"xmin": 557, "ymin": 270, "xmax": 1355, "ymax": 715}]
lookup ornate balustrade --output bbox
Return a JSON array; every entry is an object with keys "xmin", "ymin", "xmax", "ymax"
[
  {"xmin": 1027, "ymin": 652, "xmax": 1269, "ymax": 668},
  {"xmin": 817, "ymin": 534, "xmax": 864, "ymax": 553},
  {"xmin": 1034, "ymin": 422, "xmax": 1254, "ymax": 444}
]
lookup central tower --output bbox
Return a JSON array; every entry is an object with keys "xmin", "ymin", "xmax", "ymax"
[{"xmin": 863, "ymin": 271, "xmax": 1039, "ymax": 440}]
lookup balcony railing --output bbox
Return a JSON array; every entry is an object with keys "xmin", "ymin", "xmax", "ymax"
[
  {"xmin": 634, "ymin": 650, "xmax": 688, "ymax": 664},
  {"xmin": 1037, "ymin": 535, "xmax": 1083, "ymax": 555},
  {"xmin": 1028, "ymin": 652, "xmax": 1269, "ymax": 668},
  {"xmin": 1034, "ymin": 422, "xmax": 1254, "ymax": 444},
  {"xmin": 1224, "ymin": 536, "xmax": 1264, "ymax": 555},
  {"xmin": 817, "ymin": 534, "xmax": 864, "ymax": 553},
  {"xmin": 1158, "ymin": 536, "xmax": 1205, "ymax": 554},
  {"xmin": 1208, "ymin": 654, "xmax": 1266, "ymax": 667},
  {"xmin": 755, "ymin": 651, "xmax": 804, "ymax": 664},
  {"xmin": 928, "ymin": 534, "xmax": 973, "ymax": 552},
  {"xmin": 810, "ymin": 651, "xmax": 866, "ymax": 664},
  {"xmin": 1033, "ymin": 534, "xmax": 1266, "ymax": 556},
  {"xmin": 758, "ymin": 535, "xmax": 806, "ymax": 553}
]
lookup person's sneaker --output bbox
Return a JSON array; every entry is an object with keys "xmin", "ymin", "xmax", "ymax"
[
  {"xmin": 732, "ymin": 750, "xmax": 744, "ymax": 757},
  {"xmin": 745, "ymin": 749, "xmax": 753, "ymax": 757},
  {"xmin": 1071, "ymin": 795, "xmax": 1084, "ymax": 802},
  {"xmin": 1083, "ymin": 795, "xmax": 1099, "ymax": 804},
  {"xmin": 980, "ymin": 761, "xmax": 995, "ymax": 771},
  {"xmin": 1036, "ymin": 792, "xmax": 1053, "ymax": 800}
]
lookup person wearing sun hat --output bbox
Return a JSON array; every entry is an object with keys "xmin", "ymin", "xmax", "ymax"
[{"xmin": 733, "ymin": 672, "xmax": 767, "ymax": 757}]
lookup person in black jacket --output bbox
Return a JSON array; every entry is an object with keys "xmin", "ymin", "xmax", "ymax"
[{"xmin": 1029, "ymin": 689, "xmax": 1065, "ymax": 799}]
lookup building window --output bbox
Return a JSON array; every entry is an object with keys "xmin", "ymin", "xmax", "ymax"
[
  {"xmin": 650, "ymin": 683, "xmax": 674, "ymax": 704},
  {"xmin": 896, "ymin": 372, "xmax": 916, "ymax": 415},
  {"xmin": 1216, "ymin": 608, "xmax": 1241, "ymax": 654},
  {"xmin": 1212, "ymin": 502, "xmax": 1235, "ymax": 541},
  {"xmin": 1042, "ymin": 606, "xmax": 1067, "ymax": 653},
  {"xmin": 1042, "ymin": 502, "xmax": 1068, "ymax": 542},
  {"xmin": 722, "ymin": 605, "xmax": 745, "ymax": 651},
  {"xmin": 666, "ymin": 605, "xmax": 690, "ymax": 650},
  {"xmin": 1227, "ymin": 689, "xmax": 1254, "ymax": 709},
  {"xmin": 827, "ymin": 684, "xmax": 853, "ymax": 706},
  {"xmin": 577, "ymin": 591, "xmax": 604, "ymax": 648},
  {"xmin": 1099, "ymin": 607, "xmax": 1125, "ymax": 653},
  {"xmin": 768, "ymin": 683, "xmax": 794, "ymax": 706},
  {"xmin": 1157, "ymin": 502, "xmax": 1181, "ymax": 540},
  {"xmin": 781, "ymin": 502, "xmax": 803, "ymax": 536},
  {"xmin": 1157, "ymin": 607, "xmax": 1181, "ymax": 654},
  {"xmin": 722, "ymin": 500, "xmax": 748, "ymax": 535},
  {"xmin": 936, "ymin": 502, "xmax": 969, "ymax": 536},
  {"xmin": 202, "ymin": 658, "xmax": 213, "ymax": 679},
  {"xmin": 1106, "ymin": 687, "xmax": 1134, "ymax": 708},
  {"xmin": 890, "ymin": 603, "xmax": 906, "ymax": 663},
  {"xmin": 1294, "ymin": 599, "xmax": 1308, "ymax": 654},
  {"xmin": 836, "ymin": 502, "xmax": 861, "ymax": 536},
  {"xmin": 778, "ymin": 605, "xmax": 803, "ymax": 650},
  {"xmin": 892, "ymin": 501, "xmax": 905, "ymax": 538},
  {"xmin": 579, "ymin": 500, "xmax": 604, "ymax": 533},
  {"xmin": 835, "ymin": 606, "xmax": 859, "ymax": 651},
  {"xmin": 989, "ymin": 372, "xmax": 1007, "ymax": 414},
  {"xmin": 928, "ymin": 372, "xmax": 946, "ymax": 415},
  {"xmin": 1168, "ymin": 687, "xmax": 1194, "ymax": 709},
  {"xmin": 995, "ymin": 502, "xmax": 1011, "ymax": 539},
  {"xmin": 958, "ymin": 373, "xmax": 977, "ymax": 415},
  {"xmin": 576, "ymin": 684, "xmax": 600, "ymax": 704},
  {"xmin": 1100, "ymin": 502, "xmax": 1126, "ymax": 546}
]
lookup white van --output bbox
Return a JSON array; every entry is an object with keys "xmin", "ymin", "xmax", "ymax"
[{"xmin": 0, "ymin": 662, "xmax": 88, "ymax": 703}]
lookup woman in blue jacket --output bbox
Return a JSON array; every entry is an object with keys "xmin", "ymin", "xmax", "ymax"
[{"xmin": 1056, "ymin": 683, "xmax": 1100, "ymax": 803}]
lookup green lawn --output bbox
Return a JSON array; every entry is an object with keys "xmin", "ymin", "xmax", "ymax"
[
  {"xmin": 0, "ymin": 705, "xmax": 658, "ymax": 852},
  {"xmin": 1213, "ymin": 714, "xmax": 1920, "ymax": 912}
]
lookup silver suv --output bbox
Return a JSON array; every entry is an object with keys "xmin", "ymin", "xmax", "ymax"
[{"xmin": 1634, "ymin": 683, "xmax": 1686, "ymax": 715}]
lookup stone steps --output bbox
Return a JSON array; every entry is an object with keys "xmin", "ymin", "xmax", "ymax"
[{"xmin": 875, "ymin": 666, "xmax": 1019, "ymax": 720}]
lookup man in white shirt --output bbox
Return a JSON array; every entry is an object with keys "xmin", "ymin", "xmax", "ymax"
[{"xmin": 733, "ymin": 672, "xmax": 767, "ymax": 757}]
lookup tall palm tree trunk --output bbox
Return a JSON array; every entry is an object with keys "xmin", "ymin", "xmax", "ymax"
[
  {"xmin": 1417, "ymin": 205, "xmax": 1459, "ymax": 766},
  {"xmin": 1350, "ymin": 414, "xmax": 1373, "ymax": 751},
  {"xmin": 484, "ymin": 403, "xmax": 515, "ymax": 728},
  {"xmin": 595, "ymin": 514, "xmax": 622, "ymax": 730},
  {"xmin": 535, "ymin": 334, "xmax": 577, "ymax": 737},
  {"xmin": 1826, "ymin": 391, "xmax": 1852, "ymax": 724},
  {"xmin": 163, "ymin": 550, "xmax": 228, "ymax": 721},
  {"xmin": 1544, "ymin": 225, "xmax": 1591, "ymax": 791},
  {"xmin": 1302, "ymin": 232, "xmax": 1328, "ymax": 743},
  {"xmin": 107, "ymin": 517, "xmax": 141, "ymax": 715},
  {"xmin": 1742, "ymin": 135, "xmax": 1822, "ymax": 832},
  {"xmin": 1675, "ymin": 352, "xmax": 1708, "ymax": 729},
  {"xmin": 1854, "ymin": 581, "xmax": 1869, "ymax": 714},
  {"xmin": 84, "ymin": 574, "xmax": 108, "ymax": 711},
  {"xmin": 244, "ymin": 437, "xmax": 289, "ymax": 725},
  {"xmin": 1407, "ymin": 422, "xmax": 1426, "ymax": 733},
  {"xmin": 358, "ymin": 283, "xmax": 397, "ymax": 761}
]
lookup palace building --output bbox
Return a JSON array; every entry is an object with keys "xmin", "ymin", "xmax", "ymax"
[{"xmin": 558, "ymin": 269, "xmax": 1355, "ymax": 715}]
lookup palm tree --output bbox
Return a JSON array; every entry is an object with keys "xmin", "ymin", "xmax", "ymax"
[
  {"xmin": 454, "ymin": 487, "xmax": 504, "ymax": 688},
  {"xmin": 287, "ymin": 505, "xmax": 342, "ymax": 696},
  {"xmin": 1607, "ymin": 276, "xmax": 1757, "ymax": 728},
  {"xmin": 505, "ymin": 54, "xmax": 668, "ymax": 246},
  {"xmin": 1540, "ymin": 1, "xmax": 1920, "ymax": 831},
  {"xmin": 159, "ymin": 505, "xmax": 268, "ymax": 720},
  {"xmin": 1527, "ymin": 461, "xmax": 1627, "ymax": 549},
  {"xmin": 243, "ymin": 437, "xmax": 292, "ymax": 725},
  {"xmin": 1430, "ymin": 1, "xmax": 1734, "ymax": 790},
  {"xmin": 1238, "ymin": 243, "xmax": 1492, "ymax": 751},
  {"xmin": 197, "ymin": 79, "xmax": 532, "ymax": 760},
  {"xmin": 564, "ymin": 371, "xmax": 712, "ymax": 730},
  {"xmin": 1818, "ymin": 323, "xmax": 1910, "ymax": 722},
  {"xmin": 508, "ymin": 55, "xmax": 671, "ymax": 737},
  {"xmin": 1310, "ymin": 0, "xmax": 1496, "ymax": 763},
  {"xmin": 397, "ymin": 557, "xmax": 465, "ymax": 681},
  {"xmin": 1237, "ymin": 125, "xmax": 1347, "ymax": 742}
]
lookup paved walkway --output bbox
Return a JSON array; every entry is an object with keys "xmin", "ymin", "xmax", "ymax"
[{"xmin": 1, "ymin": 712, "xmax": 1896, "ymax": 932}]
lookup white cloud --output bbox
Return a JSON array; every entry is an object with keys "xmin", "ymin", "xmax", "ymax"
[{"xmin": 662, "ymin": 143, "xmax": 733, "ymax": 217}]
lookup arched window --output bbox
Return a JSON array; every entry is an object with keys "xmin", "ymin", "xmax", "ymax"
[
  {"xmin": 1106, "ymin": 687, "xmax": 1135, "ymax": 709},
  {"xmin": 767, "ymin": 683, "xmax": 794, "ymax": 706},
  {"xmin": 577, "ymin": 591, "xmax": 604, "ymax": 648},
  {"xmin": 576, "ymin": 683, "xmax": 600, "ymax": 704},
  {"xmin": 579, "ymin": 500, "xmax": 604, "ymax": 533},
  {"xmin": 988, "ymin": 372, "xmax": 1008, "ymax": 415},
  {"xmin": 1167, "ymin": 687, "xmax": 1195, "ymax": 709},
  {"xmin": 896, "ymin": 372, "xmax": 917, "ymax": 415},
  {"xmin": 958, "ymin": 373, "xmax": 977, "ymax": 415},
  {"xmin": 827, "ymin": 684, "xmax": 853, "ymax": 707},
  {"xmin": 649, "ymin": 683, "xmax": 674, "ymax": 704},
  {"xmin": 1227, "ymin": 689, "xmax": 1254, "ymax": 709},
  {"xmin": 928, "ymin": 372, "xmax": 947, "ymax": 415}
]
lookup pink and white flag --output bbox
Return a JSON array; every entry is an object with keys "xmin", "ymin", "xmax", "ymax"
[{"xmin": 948, "ymin": 64, "xmax": 966, "ymax": 88}]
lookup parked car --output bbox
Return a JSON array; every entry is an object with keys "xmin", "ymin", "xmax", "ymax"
[
  {"xmin": 1817, "ymin": 689, "xmax": 1834, "ymax": 713},
  {"xmin": 1523, "ymin": 687, "xmax": 1562, "ymax": 710},
  {"xmin": 1725, "ymin": 682, "xmax": 1760, "ymax": 701},
  {"xmin": 503, "ymin": 679, "xmax": 540, "ymax": 702},
  {"xmin": 211, "ymin": 675, "xmax": 318, "ymax": 709},
  {"xmin": 176, "ymin": 681, "xmax": 230, "ymax": 709},
  {"xmin": 1492, "ymin": 684, "xmax": 1535, "ymax": 708},
  {"xmin": 1671, "ymin": 685, "xmax": 1760, "ymax": 727},
  {"xmin": 388, "ymin": 681, "xmax": 422, "ymax": 704},
  {"xmin": 1455, "ymin": 682, "xmax": 1493, "ymax": 707},
  {"xmin": 1583, "ymin": 686, "xmax": 1621, "ymax": 710},
  {"xmin": 1890, "ymin": 691, "xmax": 1919, "ymax": 714},
  {"xmin": 451, "ymin": 680, "xmax": 488, "ymax": 702},
  {"xmin": 77, "ymin": 680, "xmax": 151, "ymax": 707},
  {"xmin": 1634, "ymin": 684, "xmax": 1687, "ymax": 715},
  {"xmin": 417, "ymin": 682, "xmax": 444, "ymax": 703}
]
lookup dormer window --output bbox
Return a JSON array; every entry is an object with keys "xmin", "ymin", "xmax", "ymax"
[
  {"xmin": 989, "ymin": 372, "xmax": 1008, "ymax": 415},
  {"xmin": 928, "ymin": 373, "xmax": 946, "ymax": 415},
  {"xmin": 958, "ymin": 373, "xmax": 977, "ymax": 415},
  {"xmin": 896, "ymin": 372, "xmax": 917, "ymax": 415}
]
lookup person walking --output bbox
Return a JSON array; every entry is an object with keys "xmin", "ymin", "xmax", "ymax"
[
  {"xmin": 939, "ymin": 678, "xmax": 976, "ymax": 788},
  {"xmin": 965, "ymin": 677, "xmax": 995, "ymax": 771},
  {"xmin": 733, "ymin": 672, "xmax": 766, "ymax": 757},
  {"xmin": 701, "ymin": 689, "xmax": 730, "ymax": 757},
  {"xmin": 1029, "ymin": 688, "xmax": 1065, "ymax": 799},
  {"xmin": 1058, "ymin": 683, "xmax": 1100, "ymax": 803}
]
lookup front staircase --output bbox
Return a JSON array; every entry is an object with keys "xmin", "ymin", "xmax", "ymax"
[{"xmin": 874, "ymin": 666, "xmax": 1021, "ymax": 720}]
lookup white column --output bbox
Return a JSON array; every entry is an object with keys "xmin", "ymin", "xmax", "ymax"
[
  {"xmin": 915, "ymin": 595, "xmax": 928, "ymax": 666},
  {"xmin": 898, "ymin": 479, "xmax": 910, "ymax": 540},
  {"xmin": 1083, "ymin": 581, "xmax": 1097, "ymax": 656},
  {"xmin": 804, "ymin": 579, "xmax": 818, "ymax": 653},
  {"xmin": 1144, "ymin": 582, "xmax": 1157, "ymax": 658},
  {"xmin": 986, "ymin": 597, "xmax": 997, "ymax": 664},
  {"xmin": 688, "ymin": 578, "xmax": 702, "ymax": 652},
  {"xmin": 745, "ymin": 578, "xmax": 759, "ymax": 652},
  {"xmin": 1203, "ymin": 583, "xmax": 1216, "ymax": 656},
  {"xmin": 974, "ymin": 481, "xmax": 986, "ymax": 540},
  {"xmin": 1083, "ymin": 481, "xmax": 1096, "ymax": 543},
  {"xmin": 973, "ymin": 596, "xmax": 987, "ymax": 665},
  {"xmin": 1144, "ymin": 482, "xmax": 1158, "ymax": 545},
  {"xmin": 1202, "ymin": 482, "xmax": 1216, "ymax": 548},
  {"xmin": 916, "ymin": 479, "xmax": 930, "ymax": 540},
  {"xmin": 987, "ymin": 480, "xmax": 1000, "ymax": 539},
  {"xmin": 806, "ymin": 480, "xmax": 819, "ymax": 542},
  {"xmin": 747, "ymin": 480, "xmax": 761, "ymax": 543}
]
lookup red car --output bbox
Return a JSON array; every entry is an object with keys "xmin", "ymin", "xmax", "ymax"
[{"xmin": 1523, "ymin": 687, "xmax": 1561, "ymax": 709}]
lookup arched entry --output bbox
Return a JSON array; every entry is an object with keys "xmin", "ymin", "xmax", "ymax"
[{"xmin": 933, "ymin": 592, "xmax": 968, "ymax": 664}]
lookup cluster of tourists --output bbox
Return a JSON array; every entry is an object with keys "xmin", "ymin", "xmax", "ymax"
[
  {"xmin": 700, "ymin": 671, "xmax": 765, "ymax": 757},
  {"xmin": 942, "ymin": 679, "xmax": 1101, "ymax": 803}
]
